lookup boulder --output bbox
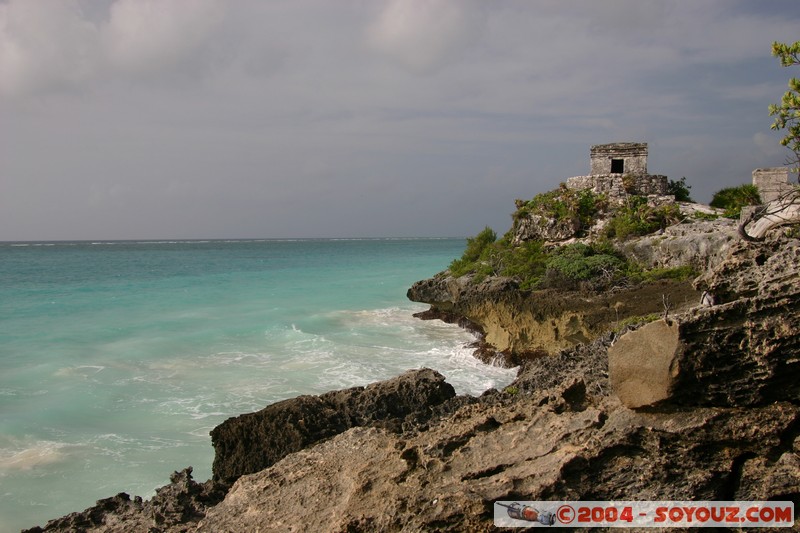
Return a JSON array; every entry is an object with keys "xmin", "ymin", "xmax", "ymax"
[
  {"xmin": 610, "ymin": 238, "xmax": 800, "ymax": 409},
  {"xmin": 608, "ymin": 319, "xmax": 680, "ymax": 409},
  {"xmin": 210, "ymin": 368, "xmax": 455, "ymax": 484}
]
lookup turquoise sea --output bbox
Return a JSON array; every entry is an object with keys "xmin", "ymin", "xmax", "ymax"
[{"xmin": 0, "ymin": 238, "xmax": 516, "ymax": 532}]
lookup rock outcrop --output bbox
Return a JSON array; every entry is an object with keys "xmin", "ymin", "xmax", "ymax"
[
  {"xmin": 408, "ymin": 273, "xmax": 699, "ymax": 362},
  {"xmin": 23, "ymin": 468, "xmax": 226, "ymax": 533},
  {"xmin": 407, "ymin": 216, "xmax": 749, "ymax": 365},
  {"xmin": 196, "ymin": 332, "xmax": 800, "ymax": 531},
  {"xmin": 511, "ymin": 211, "xmax": 580, "ymax": 243},
  {"xmin": 610, "ymin": 237, "xmax": 800, "ymax": 409},
  {"xmin": 621, "ymin": 217, "xmax": 738, "ymax": 271},
  {"xmin": 24, "ymin": 232, "xmax": 800, "ymax": 530},
  {"xmin": 211, "ymin": 368, "xmax": 456, "ymax": 484}
]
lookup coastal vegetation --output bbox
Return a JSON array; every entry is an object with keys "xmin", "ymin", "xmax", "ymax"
[
  {"xmin": 449, "ymin": 188, "xmax": 693, "ymax": 292},
  {"xmin": 769, "ymin": 40, "xmax": 800, "ymax": 172},
  {"xmin": 602, "ymin": 196, "xmax": 682, "ymax": 239},
  {"xmin": 710, "ymin": 184, "xmax": 762, "ymax": 218},
  {"xmin": 667, "ymin": 176, "xmax": 693, "ymax": 202},
  {"xmin": 512, "ymin": 186, "xmax": 608, "ymax": 234}
]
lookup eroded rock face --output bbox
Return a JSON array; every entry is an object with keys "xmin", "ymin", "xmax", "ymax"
[
  {"xmin": 621, "ymin": 218, "xmax": 738, "ymax": 271},
  {"xmin": 511, "ymin": 213, "xmax": 580, "ymax": 243},
  {"xmin": 609, "ymin": 319, "xmax": 680, "ymax": 409},
  {"xmin": 610, "ymin": 238, "xmax": 800, "ymax": 409},
  {"xmin": 197, "ymin": 338, "xmax": 800, "ymax": 532},
  {"xmin": 210, "ymin": 368, "xmax": 456, "ymax": 484},
  {"xmin": 695, "ymin": 237, "xmax": 800, "ymax": 301},
  {"xmin": 408, "ymin": 274, "xmax": 699, "ymax": 360},
  {"xmin": 23, "ymin": 468, "xmax": 226, "ymax": 533}
]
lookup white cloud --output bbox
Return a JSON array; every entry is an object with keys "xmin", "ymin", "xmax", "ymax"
[
  {"xmin": 2, "ymin": 1, "xmax": 800, "ymax": 239},
  {"xmin": 367, "ymin": 0, "xmax": 484, "ymax": 74},
  {"xmin": 0, "ymin": 0, "xmax": 100, "ymax": 95},
  {"xmin": 102, "ymin": 0, "xmax": 224, "ymax": 75},
  {"xmin": 0, "ymin": 0, "xmax": 224, "ymax": 97}
]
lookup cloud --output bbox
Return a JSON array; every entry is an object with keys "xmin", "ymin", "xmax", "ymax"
[
  {"xmin": 0, "ymin": 0, "xmax": 224, "ymax": 96},
  {"xmin": 2, "ymin": 1, "xmax": 800, "ymax": 239},
  {"xmin": 102, "ymin": 0, "xmax": 224, "ymax": 75},
  {"xmin": 367, "ymin": 0, "xmax": 485, "ymax": 74},
  {"xmin": 0, "ymin": 0, "xmax": 99, "ymax": 95}
]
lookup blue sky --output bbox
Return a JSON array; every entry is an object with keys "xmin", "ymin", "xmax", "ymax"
[{"xmin": 1, "ymin": 0, "xmax": 799, "ymax": 240}]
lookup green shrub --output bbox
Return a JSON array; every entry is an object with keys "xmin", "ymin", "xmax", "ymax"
[
  {"xmin": 448, "ymin": 192, "xmax": 692, "ymax": 293},
  {"xmin": 449, "ymin": 226, "xmax": 497, "ymax": 277},
  {"xmin": 693, "ymin": 211, "xmax": 719, "ymax": 221},
  {"xmin": 710, "ymin": 184, "xmax": 761, "ymax": 218},
  {"xmin": 495, "ymin": 239, "xmax": 548, "ymax": 290},
  {"xmin": 543, "ymin": 243, "xmax": 625, "ymax": 290},
  {"xmin": 640, "ymin": 265, "xmax": 697, "ymax": 283},
  {"xmin": 614, "ymin": 313, "xmax": 661, "ymax": 333},
  {"xmin": 622, "ymin": 174, "xmax": 638, "ymax": 194},
  {"xmin": 668, "ymin": 177, "xmax": 693, "ymax": 202},
  {"xmin": 461, "ymin": 226, "xmax": 497, "ymax": 262},
  {"xmin": 604, "ymin": 197, "xmax": 682, "ymax": 240}
]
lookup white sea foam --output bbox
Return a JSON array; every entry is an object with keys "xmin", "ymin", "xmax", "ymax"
[
  {"xmin": 292, "ymin": 305, "xmax": 518, "ymax": 396},
  {"xmin": 0, "ymin": 441, "xmax": 68, "ymax": 471},
  {"xmin": 0, "ymin": 237, "xmax": 478, "ymax": 531},
  {"xmin": 54, "ymin": 365, "xmax": 105, "ymax": 378}
]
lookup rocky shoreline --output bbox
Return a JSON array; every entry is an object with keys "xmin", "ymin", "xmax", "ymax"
[{"xmin": 24, "ymin": 193, "xmax": 800, "ymax": 531}]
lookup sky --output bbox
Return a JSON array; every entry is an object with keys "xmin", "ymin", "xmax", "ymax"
[{"xmin": 1, "ymin": 0, "xmax": 799, "ymax": 240}]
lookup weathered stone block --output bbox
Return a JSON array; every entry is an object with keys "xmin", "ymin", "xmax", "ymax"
[
  {"xmin": 608, "ymin": 319, "xmax": 680, "ymax": 409},
  {"xmin": 590, "ymin": 142, "xmax": 648, "ymax": 175},
  {"xmin": 611, "ymin": 240, "xmax": 800, "ymax": 410},
  {"xmin": 565, "ymin": 174, "xmax": 668, "ymax": 198},
  {"xmin": 753, "ymin": 167, "xmax": 793, "ymax": 204}
]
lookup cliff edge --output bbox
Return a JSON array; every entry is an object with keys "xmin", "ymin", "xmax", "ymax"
[{"xmin": 25, "ymin": 185, "xmax": 800, "ymax": 531}]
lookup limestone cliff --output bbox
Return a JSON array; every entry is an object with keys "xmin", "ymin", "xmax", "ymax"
[
  {"xmin": 27, "ymin": 234, "xmax": 800, "ymax": 532},
  {"xmin": 180, "ymin": 236, "xmax": 800, "ymax": 532},
  {"xmin": 610, "ymin": 238, "xmax": 800, "ymax": 409},
  {"xmin": 407, "ymin": 198, "xmax": 741, "ymax": 363},
  {"xmin": 408, "ymin": 273, "xmax": 699, "ymax": 363},
  {"xmin": 25, "ymin": 186, "xmax": 800, "ymax": 531}
]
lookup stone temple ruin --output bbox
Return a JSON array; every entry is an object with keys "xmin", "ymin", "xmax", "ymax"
[
  {"xmin": 566, "ymin": 142, "xmax": 669, "ymax": 199},
  {"xmin": 752, "ymin": 167, "xmax": 794, "ymax": 204},
  {"xmin": 742, "ymin": 166, "xmax": 800, "ymax": 240}
]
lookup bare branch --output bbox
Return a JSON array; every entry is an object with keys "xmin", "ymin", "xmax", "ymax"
[
  {"xmin": 662, "ymin": 294, "xmax": 672, "ymax": 321},
  {"xmin": 738, "ymin": 186, "xmax": 800, "ymax": 241}
]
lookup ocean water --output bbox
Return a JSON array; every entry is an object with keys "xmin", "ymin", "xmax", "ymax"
[{"xmin": 0, "ymin": 238, "xmax": 516, "ymax": 532}]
